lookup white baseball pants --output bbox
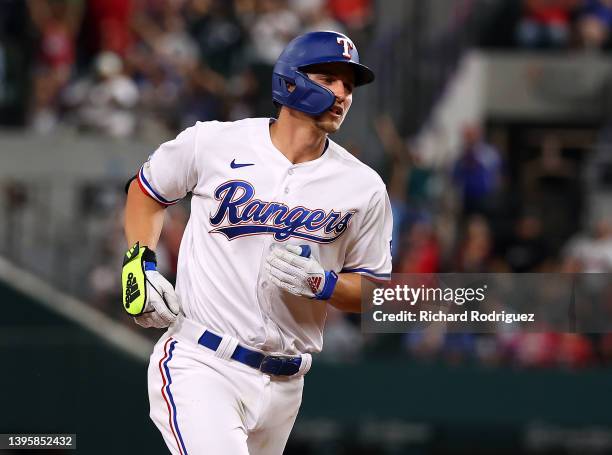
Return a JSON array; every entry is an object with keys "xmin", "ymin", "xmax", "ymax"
[{"xmin": 147, "ymin": 320, "xmax": 305, "ymax": 455}]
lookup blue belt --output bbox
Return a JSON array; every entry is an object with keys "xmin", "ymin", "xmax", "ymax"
[{"xmin": 198, "ymin": 330, "xmax": 302, "ymax": 376}]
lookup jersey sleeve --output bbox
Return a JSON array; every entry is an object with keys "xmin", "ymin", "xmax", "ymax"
[
  {"xmin": 341, "ymin": 186, "xmax": 393, "ymax": 280},
  {"xmin": 137, "ymin": 124, "xmax": 199, "ymax": 206}
]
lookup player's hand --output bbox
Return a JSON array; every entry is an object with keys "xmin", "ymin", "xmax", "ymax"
[
  {"xmin": 265, "ymin": 244, "xmax": 338, "ymax": 300},
  {"xmin": 122, "ymin": 242, "xmax": 181, "ymax": 328}
]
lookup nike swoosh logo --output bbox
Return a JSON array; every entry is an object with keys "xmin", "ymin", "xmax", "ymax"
[{"xmin": 230, "ymin": 159, "xmax": 255, "ymax": 169}]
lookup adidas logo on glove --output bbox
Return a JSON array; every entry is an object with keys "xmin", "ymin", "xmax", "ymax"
[{"xmin": 124, "ymin": 272, "xmax": 140, "ymax": 308}]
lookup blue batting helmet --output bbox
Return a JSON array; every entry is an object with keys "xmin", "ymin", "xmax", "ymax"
[{"xmin": 272, "ymin": 31, "xmax": 375, "ymax": 116}]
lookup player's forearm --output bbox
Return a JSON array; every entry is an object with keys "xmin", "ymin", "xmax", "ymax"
[
  {"xmin": 328, "ymin": 273, "xmax": 362, "ymax": 313},
  {"xmin": 124, "ymin": 179, "xmax": 166, "ymax": 249}
]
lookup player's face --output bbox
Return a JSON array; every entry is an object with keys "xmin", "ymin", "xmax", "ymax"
[{"xmin": 305, "ymin": 63, "xmax": 355, "ymax": 133}]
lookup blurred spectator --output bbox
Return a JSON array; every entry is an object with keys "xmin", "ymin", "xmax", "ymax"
[
  {"xmin": 563, "ymin": 218, "xmax": 612, "ymax": 272},
  {"xmin": 522, "ymin": 135, "xmax": 576, "ymax": 188},
  {"xmin": 474, "ymin": 335, "xmax": 503, "ymax": 367},
  {"xmin": 503, "ymin": 213, "xmax": 551, "ymax": 272},
  {"xmin": 396, "ymin": 221, "xmax": 441, "ymax": 273},
  {"xmin": 515, "ymin": 0, "xmax": 576, "ymax": 48},
  {"xmin": 452, "ymin": 124, "xmax": 502, "ymax": 217},
  {"xmin": 577, "ymin": 0, "xmax": 612, "ymax": 49},
  {"xmin": 226, "ymin": 66, "xmax": 260, "ymax": 120},
  {"xmin": 63, "ymin": 51, "xmax": 139, "ymax": 137},
  {"xmin": 28, "ymin": 0, "xmax": 84, "ymax": 133},
  {"xmin": 501, "ymin": 332, "xmax": 595, "ymax": 369},
  {"xmin": 375, "ymin": 115, "xmax": 438, "ymax": 261},
  {"xmin": 128, "ymin": 0, "xmax": 229, "ymax": 133},
  {"xmin": 327, "ymin": 0, "xmax": 373, "ymax": 36},
  {"xmin": 403, "ymin": 330, "xmax": 445, "ymax": 361},
  {"xmin": 146, "ymin": 5, "xmax": 199, "ymax": 70},
  {"xmin": 234, "ymin": 0, "xmax": 258, "ymax": 21},
  {"xmin": 500, "ymin": 332, "xmax": 560, "ymax": 368},
  {"xmin": 453, "ymin": 215, "xmax": 494, "ymax": 272},
  {"xmin": 250, "ymin": 0, "xmax": 300, "ymax": 65},
  {"xmin": 521, "ymin": 135, "xmax": 580, "ymax": 248},
  {"xmin": 441, "ymin": 333, "xmax": 477, "ymax": 365},
  {"xmin": 236, "ymin": 0, "xmax": 302, "ymax": 115},
  {"xmin": 404, "ymin": 331, "xmax": 477, "ymax": 366},
  {"xmin": 557, "ymin": 333, "xmax": 595, "ymax": 369},
  {"xmin": 81, "ymin": 0, "xmax": 134, "ymax": 57},
  {"xmin": 131, "ymin": 50, "xmax": 185, "ymax": 135},
  {"xmin": 374, "ymin": 114, "xmax": 412, "ymax": 260},
  {"xmin": 292, "ymin": 0, "xmax": 345, "ymax": 33},
  {"xmin": 186, "ymin": 0, "xmax": 246, "ymax": 77}
]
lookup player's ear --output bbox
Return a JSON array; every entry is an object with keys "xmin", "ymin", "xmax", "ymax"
[{"xmin": 285, "ymin": 81, "xmax": 296, "ymax": 93}]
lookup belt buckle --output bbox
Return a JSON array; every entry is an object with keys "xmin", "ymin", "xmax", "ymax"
[{"xmin": 259, "ymin": 355, "xmax": 300, "ymax": 376}]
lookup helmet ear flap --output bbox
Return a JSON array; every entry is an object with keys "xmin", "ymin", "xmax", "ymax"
[
  {"xmin": 294, "ymin": 70, "xmax": 336, "ymax": 114},
  {"xmin": 272, "ymin": 69, "xmax": 336, "ymax": 116},
  {"xmin": 273, "ymin": 72, "xmax": 294, "ymax": 97}
]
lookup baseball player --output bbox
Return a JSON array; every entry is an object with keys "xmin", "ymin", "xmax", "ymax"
[{"xmin": 121, "ymin": 31, "xmax": 392, "ymax": 454}]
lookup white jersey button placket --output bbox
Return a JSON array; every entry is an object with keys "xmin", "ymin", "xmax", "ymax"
[{"xmin": 260, "ymin": 164, "xmax": 291, "ymax": 347}]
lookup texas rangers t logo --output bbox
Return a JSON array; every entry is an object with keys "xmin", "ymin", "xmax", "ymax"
[
  {"xmin": 209, "ymin": 181, "xmax": 356, "ymax": 243},
  {"xmin": 336, "ymin": 37, "xmax": 354, "ymax": 58}
]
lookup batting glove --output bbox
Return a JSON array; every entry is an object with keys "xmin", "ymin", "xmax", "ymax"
[
  {"xmin": 265, "ymin": 244, "xmax": 338, "ymax": 300},
  {"xmin": 122, "ymin": 242, "xmax": 181, "ymax": 328}
]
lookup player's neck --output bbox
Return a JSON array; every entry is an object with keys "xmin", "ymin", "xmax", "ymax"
[{"xmin": 270, "ymin": 110, "xmax": 328, "ymax": 164}]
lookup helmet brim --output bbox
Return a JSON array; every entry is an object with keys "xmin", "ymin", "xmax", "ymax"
[{"xmin": 352, "ymin": 62, "xmax": 375, "ymax": 86}]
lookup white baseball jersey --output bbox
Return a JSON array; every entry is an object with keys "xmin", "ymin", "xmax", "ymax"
[{"xmin": 137, "ymin": 117, "xmax": 392, "ymax": 355}]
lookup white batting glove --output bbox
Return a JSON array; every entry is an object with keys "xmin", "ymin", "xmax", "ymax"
[
  {"xmin": 265, "ymin": 244, "xmax": 338, "ymax": 300},
  {"xmin": 135, "ymin": 270, "xmax": 181, "ymax": 328}
]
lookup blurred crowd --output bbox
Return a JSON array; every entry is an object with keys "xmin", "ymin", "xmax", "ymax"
[
  {"xmin": 1, "ymin": 0, "xmax": 612, "ymax": 371},
  {"xmin": 18, "ymin": 0, "xmax": 373, "ymax": 137},
  {"xmin": 366, "ymin": 116, "xmax": 612, "ymax": 370},
  {"xmin": 516, "ymin": 0, "xmax": 612, "ymax": 49}
]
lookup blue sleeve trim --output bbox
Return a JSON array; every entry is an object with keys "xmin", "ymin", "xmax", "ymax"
[
  {"xmin": 341, "ymin": 268, "xmax": 391, "ymax": 279},
  {"xmin": 139, "ymin": 166, "xmax": 180, "ymax": 205}
]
